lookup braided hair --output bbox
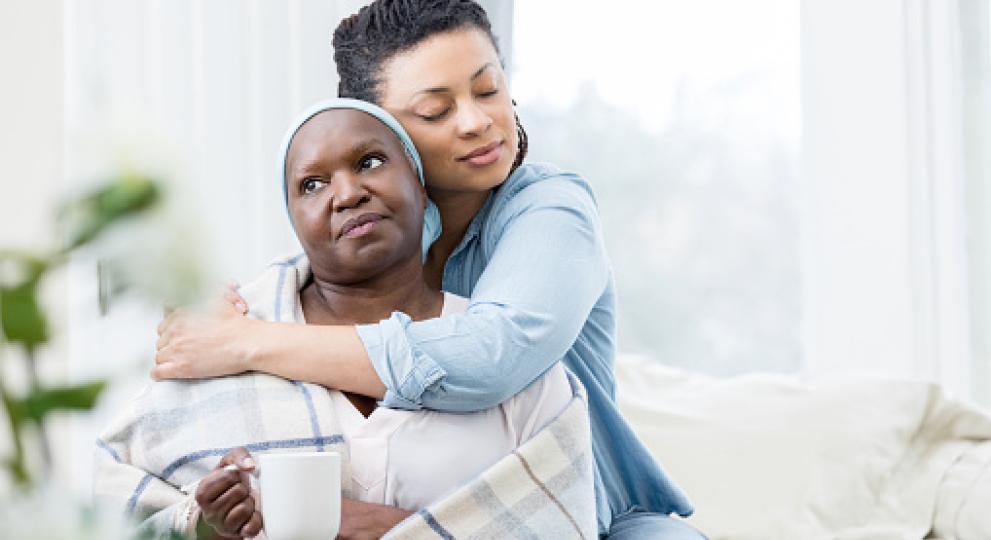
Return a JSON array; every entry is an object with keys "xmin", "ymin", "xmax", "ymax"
[{"xmin": 332, "ymin": 0, "xmax": 528, "ymax": 171}]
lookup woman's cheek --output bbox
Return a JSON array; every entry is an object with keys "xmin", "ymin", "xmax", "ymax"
[{"xmin": 296, "ymin": 205, "xmax": 323, "ymax": 244}]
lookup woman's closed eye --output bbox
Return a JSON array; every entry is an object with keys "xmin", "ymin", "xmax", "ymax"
[
  {"xmin": 419, "ymin": 108, "xmax": 450, "ymax": 122},
  {"xmin": 418, "ymin": 90, "xmax": 498, "ymax": 122}
]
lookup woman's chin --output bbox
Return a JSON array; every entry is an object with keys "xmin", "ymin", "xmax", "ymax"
[
  {"xmin": 485, "ymin": 150, "xmax": 518, "ymax": 185},
  {"xmin": 315, "ymin": 242, "xmax": 419, "ymax": 283},
  {"xmin": 439, "ymin": 158, "xmax": 515, "ymax": 193}
]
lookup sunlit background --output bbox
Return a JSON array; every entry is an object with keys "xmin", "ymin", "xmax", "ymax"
[
  {"xmin": 514, "ymin": 0, "xmax": 802, "ymax": 376},
  {"xmin": 0, "ymin": 0, "xmax": 989, "ymax": 507}
]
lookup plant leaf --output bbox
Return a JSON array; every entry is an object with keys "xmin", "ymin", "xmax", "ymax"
[
  {"xmin": 20, "ymin": 381, "xmax": 108, "ymax": 422},
  {"xmin": 3, "ymin": 456, "xmax": 30, "ymax": 487},
  {"xmin": 0, "ymin": 279, "xmax": 49, "ymax": 347},
  {"xmin": 62, "ymin": 173, "xmax": 160, "ymax": 250}
]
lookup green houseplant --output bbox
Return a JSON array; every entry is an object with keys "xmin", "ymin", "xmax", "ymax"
[
  {"xmin": 0, "ymin": 173, "xmax": 196, "ymax": 539},
  {"xmin": 1, "ymin": 173, "xmax": 160, "ymax": 489}
]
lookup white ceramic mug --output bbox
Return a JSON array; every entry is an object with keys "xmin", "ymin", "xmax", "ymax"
[{"xmin": 257, "ymin": 451, "xmax": 341, "ymax": 540}]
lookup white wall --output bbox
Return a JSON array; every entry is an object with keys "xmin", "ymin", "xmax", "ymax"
[
  {"xmin": 0, "ymin": 1, "xmax": 71, "ymax": 492},
  {"xmin": 0, "ymin": 3, "xmax": 64, "ymax": 250}
]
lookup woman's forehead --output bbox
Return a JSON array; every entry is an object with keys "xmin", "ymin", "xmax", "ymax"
[
  {"xmin": 289, "ymin": 109, "xmax": 401, "ymax": 160},
  {"xmin": 380, "ymin": 29, "xmax": 502, "ymax": 99}
]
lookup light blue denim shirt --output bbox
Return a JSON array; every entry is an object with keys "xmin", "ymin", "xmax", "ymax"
[{"xmin": 357, "ymin": 162, "xmax": 693, "ymax": 534}]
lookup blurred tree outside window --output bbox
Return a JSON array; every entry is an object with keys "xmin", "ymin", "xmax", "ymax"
[{"xmin": 513, "ymin": 1, "xmax": 802, "ymax": 376}]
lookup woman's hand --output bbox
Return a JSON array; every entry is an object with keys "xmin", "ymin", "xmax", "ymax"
[
  {"xmin": 194, "ymin": 447, "xmax": 262, "ymax": 539},
  {"xmin": 154, "ymin": 281, "xmax": 385, "ymax": 398},
  {"xmin": 153, "ymin": 283, "xmax": 255, "ymax": 380}
]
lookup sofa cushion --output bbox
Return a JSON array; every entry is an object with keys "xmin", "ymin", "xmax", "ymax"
[
  {"xmin": 614, "ymin": 355, "xmax": 991, "ymax": 540},
  {"xmin": 932, "ymin": 440, "xmax": 991, "ymax": 539}
]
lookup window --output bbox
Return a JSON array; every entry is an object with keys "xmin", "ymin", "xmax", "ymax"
[{"xmin": 513, "ymin": 1, "xmax": 802, "ymax": 376}]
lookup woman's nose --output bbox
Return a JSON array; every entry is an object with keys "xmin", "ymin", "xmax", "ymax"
[
  {"xmin": 332, "ymin": 174, "xmax": 370, "ymax": 211},
  {"xmin": 455, "ymin": 100, "xmax": 494, "ymax": 137}
]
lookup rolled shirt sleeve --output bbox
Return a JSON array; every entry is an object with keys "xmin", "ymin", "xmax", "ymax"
[{"xmin": 357, "ymin": 166, "xmax": 610, "ymax": 411}]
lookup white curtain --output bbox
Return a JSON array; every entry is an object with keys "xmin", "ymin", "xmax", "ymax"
[
  {"xmin": 961, "ymin": 0, "xmax": 991, "ymax": 407},
  {"xmin": 801, "ymin": 0, "xmax": 985, "ymax": 406},
  {"xmin": 66, "ymin": 0, "xmax": 365, "ymax": 279}
]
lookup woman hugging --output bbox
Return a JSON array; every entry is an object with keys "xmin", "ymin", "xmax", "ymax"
[{"xmin": 102, "ymin": 1, "xmax": 704, "ymax": 538}]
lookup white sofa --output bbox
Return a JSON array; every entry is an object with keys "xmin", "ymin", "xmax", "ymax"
[{"xmin": 616, "ymin": 356, "xmax": 991, "ymax": 540}]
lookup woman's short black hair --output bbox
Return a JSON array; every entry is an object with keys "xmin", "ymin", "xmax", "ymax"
[
  {"xmin": 333, "ymin": 0, "xmax": 496, "ymax": 103},
  {"xmin": 332, "ymin": 0, "xmax": 527, "ymax": 170}
]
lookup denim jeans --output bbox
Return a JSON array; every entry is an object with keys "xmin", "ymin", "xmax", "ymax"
[{"xmin": 606, "ymin": 510, "xmax": 709, "ymax": 539}]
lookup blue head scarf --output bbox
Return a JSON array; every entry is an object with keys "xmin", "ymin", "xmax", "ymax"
[{"xmin": 278, "ymin": 98, "xmax": 442, "ymax": 260}]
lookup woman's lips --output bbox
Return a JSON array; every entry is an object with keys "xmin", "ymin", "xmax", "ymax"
[
  {"xmin": 458, "ymin": 141, "xmax": 503, "ymax": 167},
  {"xmin": 344, "ymin": 220, "xmax": 378, "ymax": 239},
  {"xmin": 338, "ymin": 213, "xmax": 383, "ymax": 239}
]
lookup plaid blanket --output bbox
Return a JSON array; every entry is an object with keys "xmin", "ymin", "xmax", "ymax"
[
  {"xmin": 94, "ymin": 254, "xmax": 596, "ymax": 539},
  {"xmin": 385, "ymin": 372, "xmax": 596, "ymax": 539}
]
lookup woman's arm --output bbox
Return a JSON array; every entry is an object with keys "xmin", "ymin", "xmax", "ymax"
[
  {"xmin": 154, "ymin": 309, "xmax": 386, "ymax": 399},
  {"xmin": 156, "ymin": 169, "xmax": 608, "ymax": 411},
  {"xmin": 360, "ymin": 170, "xmax": 610, "ymax": 410}
]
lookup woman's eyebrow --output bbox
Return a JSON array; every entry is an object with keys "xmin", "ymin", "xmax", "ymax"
[
  {"xmin": 413, "ymin": 63, "xmax": 496, "ymax": 96},
  {"xmin": 470, "ymin": 62, "xmax": 495, "ymax": 81},
  {"xmin": 288, "ymin": 136, "xmax": 389, "ymax": 178}
]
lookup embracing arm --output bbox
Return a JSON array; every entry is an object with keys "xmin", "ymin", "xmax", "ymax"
[
  {"xmin": 154, "ymin": 310, "xmax": 387, "ymax": 399},
  {"xmin": 360, "ymin": 171, "xmax": 610, "ymax": 410},
  {"xmin": 156, "ymin": 170, "xmax": 608, "ymax": 411},
  {"xmin": 251, "ymin": 325, "xmax": 388, "ymax": 399}
]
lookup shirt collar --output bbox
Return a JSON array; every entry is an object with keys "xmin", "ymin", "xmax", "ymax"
[{"xmin": 451, "ymin": 189, "xmax": 495, "ymax": 256}]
